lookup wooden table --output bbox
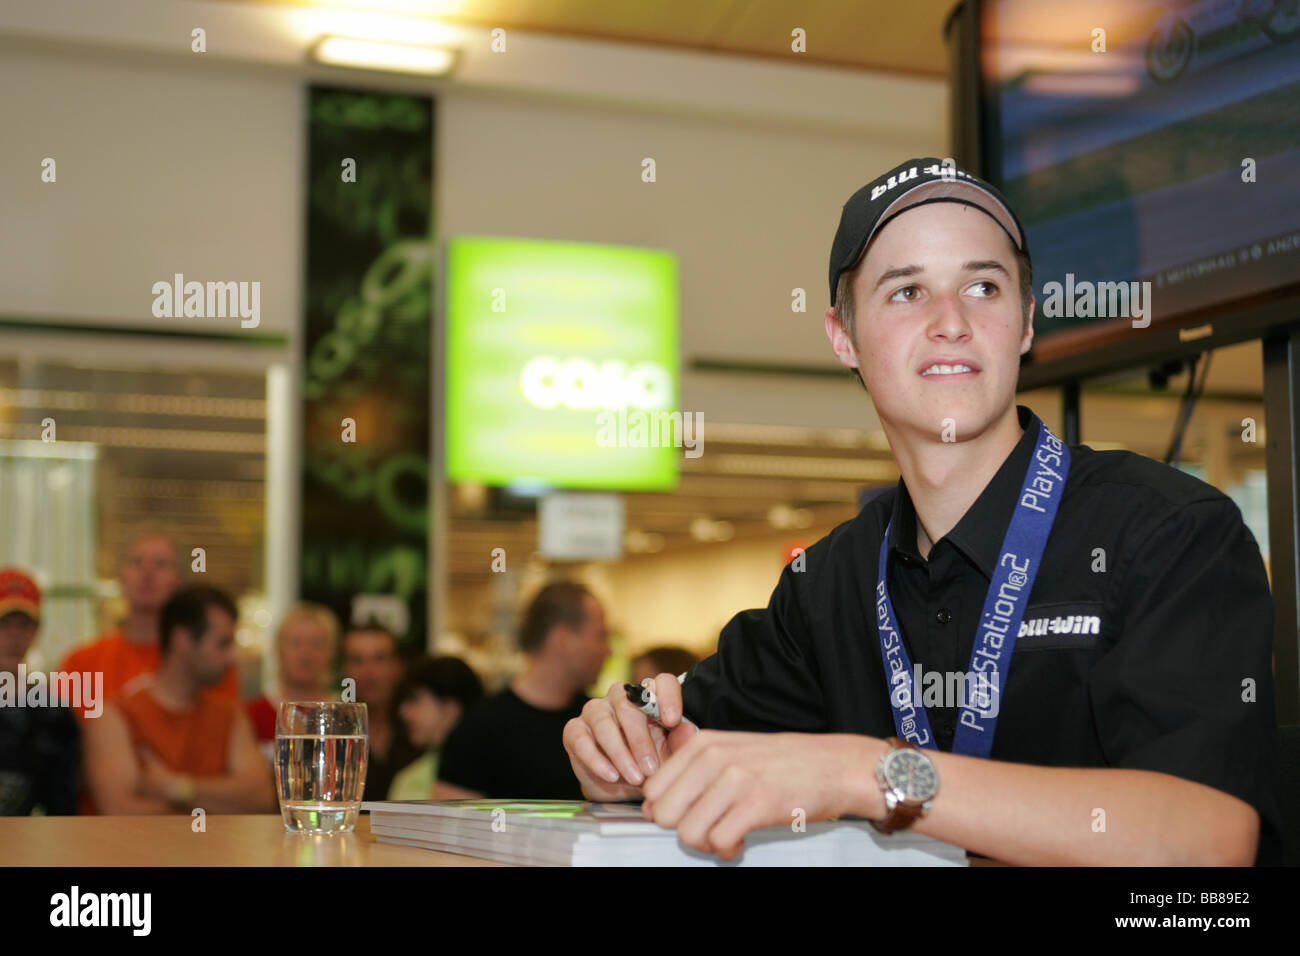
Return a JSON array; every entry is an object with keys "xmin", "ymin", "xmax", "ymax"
[
  {"xmin": 0, "ymin": 814, "xmax": 1000, "ymax": 867},
  {"xmin": 0, "ymin": 813, "xmax": 507, "ymax": 867}
]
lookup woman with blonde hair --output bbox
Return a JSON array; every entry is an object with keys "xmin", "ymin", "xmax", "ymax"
[{"xmin": 245, "ymin": 602, "xmax": 341, "ymax": 753}]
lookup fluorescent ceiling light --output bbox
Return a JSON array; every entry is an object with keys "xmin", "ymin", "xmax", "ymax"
[
  {"xmin": 312, "ymin": 36, "xmax": 458, "ymax": 76},
  {"xmin": 1022, "ymin": 72, "xmax": 1139, "ymax": 98}
]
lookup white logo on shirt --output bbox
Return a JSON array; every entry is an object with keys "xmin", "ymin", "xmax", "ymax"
[{"xmin": 1017, "ymin": 614, "xmax": 1100, "ymax": 638}]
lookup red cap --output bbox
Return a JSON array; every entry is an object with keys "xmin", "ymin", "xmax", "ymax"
[{"xmin": 0, "ymin": 568, "xmax": 40, "ymax": 622}]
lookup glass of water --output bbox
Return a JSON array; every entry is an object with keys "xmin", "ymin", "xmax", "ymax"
[{"xmin": 275, "ymin": 701, "xmax": 369, "ymax": 834}]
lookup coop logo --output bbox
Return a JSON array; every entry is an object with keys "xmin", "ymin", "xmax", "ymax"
[
  {"xmin": 520, "ymin": 357, "xmax": 672, "ymax": 411},
  {"xmin": 50, "ymin": 886, "xmax": 151, "ymax": 936}
]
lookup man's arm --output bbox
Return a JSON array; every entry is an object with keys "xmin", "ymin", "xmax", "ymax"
[
  {"xmin": 566, "ymin": 539, "xmax": 833, "ymax": 801},
  {"xmin": 680, "ymin": 558, "xmax": 828, "ymax": 734},
  {"xmin": 640, "ymin": 731, "xmax": 1258, "ymax": 865},
  {"xmin": 82, "ymin": 703, "xmax": 173, "ymax": 814},
  {"xmin": 844, "ymin": 737, "xmax": 1259, "ymax": 865},
  {"xmin": 183, "ymin": 710, "xmax": 276, "ymax": 813}
]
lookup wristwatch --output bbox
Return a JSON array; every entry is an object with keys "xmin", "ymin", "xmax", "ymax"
[{"xmin": 870, "ymin": 737, "xmax": 939, "ymax": 833}]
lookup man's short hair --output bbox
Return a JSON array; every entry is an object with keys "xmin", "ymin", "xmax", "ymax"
[
  {"xmin": 634, "ymin": 645, "xmax": 700, "ymax": 679},
  {"xmin": 160, "ymin": 586, "xmax": 237, "ymax": 653},
  {"xmin": 276, "ymin": 601, "xmax": 341, "ymax": 654},
  {"xmin": 342, "ymin": 624, "xmax": 400, "ymax": 657},
  {"xmin": 120, "ymin": 527, "xmax": 178, "ymax": 560},
  {"xmin": 833, "ymin": 234, "xmax": 1033, "ymax": 391},
  {"xmin": 518, "ymin": 582, "xmax": 594, "ymax": 655}
]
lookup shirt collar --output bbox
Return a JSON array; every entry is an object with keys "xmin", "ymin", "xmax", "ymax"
[{"xmin": 888, "ymin": 405, "xmax": 1042, "ymax": 579}]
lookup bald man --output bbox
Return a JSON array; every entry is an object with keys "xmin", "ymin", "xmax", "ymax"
[{"xmin": 61, "ymin": 531, "xmax": 240, "ymax": 721}]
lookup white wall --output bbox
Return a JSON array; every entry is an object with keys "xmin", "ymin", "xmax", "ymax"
[
  {"xmin": 0, "ymin": 0, "xmax": 946, "ymax": 431},
  {"xmin": 0, "ymin": 2, "xmax": 946, "ymax": 648},
  {"xmin": 598, "ymin": 527, "xmax": 842, "ymax": 655},
  {"xmin": 441, "ymin": 519, "xmax": 849, "ymax": 659},
  {"xmin": 436, "ymin": 87, "xmax": 940, "ymax": 428},
  {"xmin": 0, "ymin": 47, "xmax": 302, "ymax": 338}
]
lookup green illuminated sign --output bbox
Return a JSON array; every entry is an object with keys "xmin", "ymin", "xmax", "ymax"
[{"xmin": 445, "ymin": 236, "xmax": 680, "ymax": 491}]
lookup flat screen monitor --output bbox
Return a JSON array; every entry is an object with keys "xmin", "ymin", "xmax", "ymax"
[{"xmin": 962, "ymin": 0, "xmax": 1300, "ymax": 385}]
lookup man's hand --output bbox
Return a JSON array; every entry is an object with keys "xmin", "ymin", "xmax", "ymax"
[
  {"xmin": 563, "ymin": 674, "xmax": 698, "ymax": 801},
  {"xmin": 641, "ymin": 730, "xmax": 877, "ymax": 861}
]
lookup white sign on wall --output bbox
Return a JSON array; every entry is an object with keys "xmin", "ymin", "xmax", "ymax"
[{"xmin": 538, "ymin": 492, "xmax": 625, "ymax": 562}]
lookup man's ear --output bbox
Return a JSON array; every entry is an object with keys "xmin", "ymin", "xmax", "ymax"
[
  {"xmin": 541, "ymin": 624, "xmax": 570, "ymax": 655},
  {"xmin": 825, "ymin": 308, "xmax": 860, "ymax": 370},
  {"xmin": 1020, "ymin": 296, "xmax": 1036, "ymax": 356}
]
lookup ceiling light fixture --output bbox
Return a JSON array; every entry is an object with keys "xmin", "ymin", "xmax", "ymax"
[{"xmin": 312, "ymin": 36, "xmax": 458, "ymax": 76}]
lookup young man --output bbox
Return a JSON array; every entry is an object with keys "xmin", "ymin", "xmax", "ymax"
[
  {"xmin": 0, "ymin": 568, "xmax": 80, "ymax": 816},
  {"xmin": 340, "ymin": 625, "xmax": 418, "ymax": 802},
  {"xmin": 563, "ymin": 157, "xmax": 1282, "ymax": 866},
  {"xmin": 84, "ymin": 586, "xmax": 274, "ymax": 814},
  {"xmin": 439, "ymin": 581, "xmax": 611, "ymax": 800}
]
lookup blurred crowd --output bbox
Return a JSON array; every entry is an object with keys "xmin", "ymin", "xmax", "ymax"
[{"xmin": 0, "ymin": 531, "xmax": 699, "ymax": 816}]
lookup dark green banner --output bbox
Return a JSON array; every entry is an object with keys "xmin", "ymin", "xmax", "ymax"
[{"xmin": 300, "ymin": 86, "xmax": 434, "ymax": 650}]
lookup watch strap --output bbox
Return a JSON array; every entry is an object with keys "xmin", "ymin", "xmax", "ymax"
[{"xmin": 871, "ymin": 737, "xmax": 925, "ymax": 834}]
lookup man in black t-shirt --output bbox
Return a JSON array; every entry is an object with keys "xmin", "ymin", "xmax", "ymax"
[
  {"xmin": 0, "ymin": 568, "xmax": 80, "ymax": 816},
  {"xmin": 437, "ymin": 582, "xmax": 610, "ymax": 799}
]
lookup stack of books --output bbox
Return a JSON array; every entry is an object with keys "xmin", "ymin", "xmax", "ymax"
[{"xmin": 361, "ymin": 799, "xmax": 969, "ymax": 866}]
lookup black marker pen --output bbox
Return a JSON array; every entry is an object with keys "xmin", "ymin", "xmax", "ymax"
[{"xmin": 623, "ymin": 674, "xmax": 695, "ymax": 727}]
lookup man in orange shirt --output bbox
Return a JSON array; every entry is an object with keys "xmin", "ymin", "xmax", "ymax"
[
  {"xmin": 83, "ymin": 586, "xmax": 274, "ymax": 814},
  {"xmin": 61, "ymin": 531, "xmax": 239, "ymax": 720}
]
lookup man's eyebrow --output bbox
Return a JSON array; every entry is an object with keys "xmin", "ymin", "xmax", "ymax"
[
  {"xmin": 962, "ymin": 259, "xmax": 1011, "ymax": 277},
  {"xmin": 873, "ymin": 264, "xmax": 923, "ymax": 291}
]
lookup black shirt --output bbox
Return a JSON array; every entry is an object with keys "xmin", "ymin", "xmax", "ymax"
[
  {"xmin": 682, "ymin": 404, "xmax": 1283, "ymax": 865},
  {"xmin": 0, "ymin": 701, "xmax": 80, "ymax": 816},
  {"xmin": 438, "ymin": 686, "xmax": 588, "ymax": 799}
]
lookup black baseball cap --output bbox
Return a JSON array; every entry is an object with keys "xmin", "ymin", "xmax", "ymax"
[{"xmin": 828, "ymin": 157, "xmax": 1029, "ymax": 307}]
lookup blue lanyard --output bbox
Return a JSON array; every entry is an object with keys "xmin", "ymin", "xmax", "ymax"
[{"xmin": 875, "ymin": 419, "xmax": 1071, "ymax": 757}]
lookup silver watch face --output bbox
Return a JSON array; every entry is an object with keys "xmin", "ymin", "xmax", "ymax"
[{"xmin": 883, "ymin": 748, "xmax": 938, "ymax": 803}]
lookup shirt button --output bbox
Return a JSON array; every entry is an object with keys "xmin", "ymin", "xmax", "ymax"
[{"xmin": 935, "ymin": 608, "xmax": 952, "ymax": 624}]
